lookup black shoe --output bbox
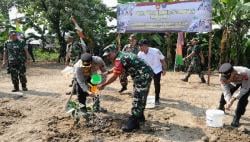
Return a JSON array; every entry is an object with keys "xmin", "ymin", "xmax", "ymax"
[
  {"xmin": 22, "ymin": 87, "xmax": 28, "ymax": 91},
  {"xmin": 12, "ymin": 84, "xmax": 19, "ymax": 92},
  {"xmin": 122, "ymin": 116, "xmax": 140, "ymax": 132},
  {"xmin": 119, "ymin": 87, "xmax": 127, "ymax": 93},
  {"xmin": 155, "ymin": 100, "xmax": 160, "ymax": 106},
  {"xmin": 93, "ymin": 107, "xmax": 108, "ymax": 113},
  {"xmin": 231, "ymin": 116, "xmax": 240, "ymax": 127},
  {"xmin": 138, "ymin": 114, "xmax": 145, "ymax": 123},
  {"xmin": 65, "ymin": 91, "xmax": 71, "ymax": 95},
  {"xmin": 80, "ymin": 107, "xmax": 87, "ymax": 113},
  {"xmin": 201, "ymin": 78, "xmax": 206, "ymax": 83},
  {"xmin": 22, "ymin": 84, "xmax": 28, "ymax": 91},
  {"xmin": 181, "ymin": 78, "xmax": 188, "ymax": 82},
  {"xmin": 12, "ymin": 89, "xmax": 19, "ymax": 92}
]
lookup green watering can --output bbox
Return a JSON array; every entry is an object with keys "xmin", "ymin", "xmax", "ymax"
[{"xmin": 90, "ymin": 73, "xmax": 102, "ymax": 85}]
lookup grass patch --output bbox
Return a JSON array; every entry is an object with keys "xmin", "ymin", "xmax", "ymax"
[{"xmin": 33, "ymin": 48, "xmax": 59, "ymax": 62}]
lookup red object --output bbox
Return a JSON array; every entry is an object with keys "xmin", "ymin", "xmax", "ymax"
[{"xmin": 113, "ymin": 59, "xmax": 123, "ymax": 75}]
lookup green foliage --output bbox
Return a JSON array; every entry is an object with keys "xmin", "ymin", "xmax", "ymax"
[
  {"xmin": 118, "ymin": 0, "xmax": 174, "ymax": 3},
  {"xmin": 33, "ymin": 48, "xmax": 59, "ymax": 61},
  {"xmin": 8, "ymin": 0, "xmax": 116, "ymax": 58},
  {"xmin": 212, "ymin": 0, "xmax": 250, "ymax": 65}
]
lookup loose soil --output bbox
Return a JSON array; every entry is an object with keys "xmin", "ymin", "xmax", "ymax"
[{"xmin": 0, "ymin": 62, "xmax": 249, "ymax": 142}]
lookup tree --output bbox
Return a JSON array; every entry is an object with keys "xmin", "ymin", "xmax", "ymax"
[
  {"xmin": 212, "ymin": 0, "xmax": 250, "ymax": 65},
  {"xmin": 13, "ymin": 0, "xmax": 115, "ymax": 61}
]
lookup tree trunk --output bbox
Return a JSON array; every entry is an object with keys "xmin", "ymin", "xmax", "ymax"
[
  {"xmin": 55, "ymin": 26, "xmax": 66, "ymax": 63},
  {"xmin": 165, "ymin": 33, "xmax": 173, "ymax": 69},
  {"xmin": 219, "ymin": 28, "xmax": 229, "ymax": 65}
]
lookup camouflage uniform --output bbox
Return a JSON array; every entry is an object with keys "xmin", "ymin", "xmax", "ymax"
[
  {"xmin": 67, "ymin": 41, "xmax": 84, "ymax": 65},
  {"xmin": 183, "ymin": 44, "xmax": 206, "ymax": 83},
  {"xmin": 184, "ymin": 46, "xmax": 192, "ymax": 72},
  {"xmin": 116, "ymin": 52, "xmax": 153, "ymax": 117},
  {"xmin": 4, "ymin": 39, "xmax": 27, "ymax": 90},
  {"xmin": 119, "ymin": 44, "xmax": 139, "ymax": 90}
]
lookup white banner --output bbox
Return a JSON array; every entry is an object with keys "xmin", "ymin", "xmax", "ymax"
[{"xmin": 117, "ymin": 0, "xmax": 212, "ymax": 33}]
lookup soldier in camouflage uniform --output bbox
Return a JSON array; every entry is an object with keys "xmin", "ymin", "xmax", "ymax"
[
  {"xmin": 99, "ymin": 44, "xmax": 153, "ymax": 132},
  {"xmin": 183, "ymin": 42, "xmax": 192, "ymax": 72},
  {"xmin": 181, "ymin": 38, "xmax": 206, "ymax": 83},
  {"xmin": 2, "ymin": 31, "xmax": 30, "ymax": 92},
  {"xmin": 65, "ymin": 34, "xmax": 86, "ymax": 95},
  {"xmin": 119, "ymin": 34, "xmax": 139, "ymax": 93},
  {"xmin": 65, "ymin": 34, "xmax": 85, "ymax": 66}
]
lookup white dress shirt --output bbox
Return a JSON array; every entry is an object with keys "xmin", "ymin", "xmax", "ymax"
[
  {"xmin": 138, "ymin": 47, "xmax": 165, "ymax": 74},
  {"xmin": 221, "ymin": 66, "xmax": 250, "ymax": 101}
]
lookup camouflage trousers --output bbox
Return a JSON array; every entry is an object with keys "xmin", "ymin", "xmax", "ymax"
[
  {"xmin": 8, "ymin": 63, "xmax": 27, "ymax": 85},
  {"xmin": 187, "ymin": 59, "xmax": 204, "ymax": 79},
  {"xmin": 131, "ymin": 75, "xmax": 152, "ymax": 117},
  {"xmin": 119, "ymin": 71, "xmax": 129, "ymax": 88}
]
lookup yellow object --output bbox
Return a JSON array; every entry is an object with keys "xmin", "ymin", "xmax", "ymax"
[{"xmin": 90, "ymin": 85, "xmax": 99, "ymax": 94}]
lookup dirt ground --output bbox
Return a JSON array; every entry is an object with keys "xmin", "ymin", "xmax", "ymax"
[{"xmin": 0, "ymin": 62, "xmax": 249, "ymax": 142}]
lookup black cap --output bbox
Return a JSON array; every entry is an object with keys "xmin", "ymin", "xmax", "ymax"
[
  {"xmin": 81, "ymin": 53, "xmax": 92, "ymax": 66},
  {"xmin": 219, "ymin": 63, "xmax": 234, "ymax": 80}
]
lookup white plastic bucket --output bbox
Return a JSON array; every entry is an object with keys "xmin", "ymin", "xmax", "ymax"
[
  {"xmin": 206, "ymin": 109, "xmax": 224, "ymax": 127},
  {"xmin": 146, "ymin": 96, "xmax": 155, "ymax": 109}
]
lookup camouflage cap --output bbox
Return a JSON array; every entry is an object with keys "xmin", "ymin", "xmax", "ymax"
[
  {"xmin": 128, "ymin": 34, "xmax": 137, "ymax": 40},
  {"xmin": 191, "ymin": 37, "xmax": 199, "ymax": 42},
  {"xmin": 103, "ymin": 44, "xmax": 116, "ymax": 56},
  {"xmin": 9, "ymin": 30, "xmax": 17, "ymax": 35}
]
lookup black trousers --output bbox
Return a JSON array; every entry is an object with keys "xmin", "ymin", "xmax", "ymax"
[
  {"xmin": 28, "ymin": 46, "xmax": 35, "ymax": 62},
  {"xmin": 219, "ymin": 84, "xmax": 250, "ymax": 117},
  {"xmin": 76, "ymin": 82, "xmax": 89, "ymax": 105},
  {"xmin": 153, "ymin": 72, "xmax": 162, "ymax": 101}
]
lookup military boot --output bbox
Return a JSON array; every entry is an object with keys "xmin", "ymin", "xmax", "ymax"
[
  {"xmin": 137, "ymin": 113, "xmax": 145, "ymax": 124},
  {"xmin": 119, "ymin": 86, "xmax": 127, "ymax": 93},
  {"xmin": 181, "ymin": 76, "xmax": 188, "ymax": 82},
  {"xmin": 201, "ymin": 77, "xmax": 206, "ymax": 83},
  {"xmin": 22, "ymin": 83, "xmax": 28, "ymax": 91},
  {"xmin": 122, "ymin": 115, "xmax": 140, "ymax": 132},
  {"xmin": 12, "ymin": 83, "xmax": 19, "ymax": 92},
  {"xmin": 231, "ymin": 115, "xmax": 241, "ymax": 127},
  {"xmin": 181, "ymin": 73, "xmax": 190, "ymax": 82}
]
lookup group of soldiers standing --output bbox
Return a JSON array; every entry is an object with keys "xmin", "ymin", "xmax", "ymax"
[{"xmin": 1, "ymin": 30, "xmax": 249, "ymax": 132}]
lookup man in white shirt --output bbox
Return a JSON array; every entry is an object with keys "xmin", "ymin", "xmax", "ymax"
[
  {"xmin": 137, "ymin": 39, "xmax": 167, "ymax": 105},
  {"xmin": 218, "ymin": 63, "xmax": 250, "ymax": 127}
]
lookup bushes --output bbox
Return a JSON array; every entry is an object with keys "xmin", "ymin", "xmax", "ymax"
[{"xmin": 33, "ymin": 48, "xmax": 59, "ymax": 62}]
